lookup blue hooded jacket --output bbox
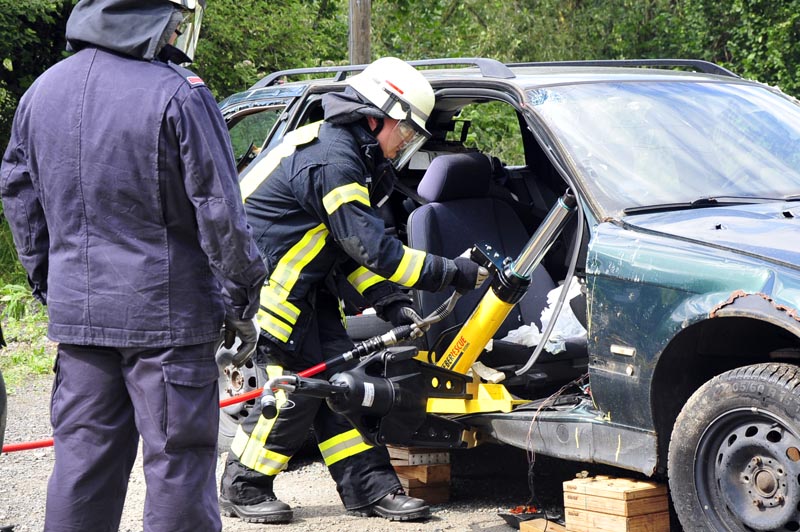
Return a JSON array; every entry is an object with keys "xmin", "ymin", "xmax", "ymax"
[{"xmin": 0, "ymin": 0, "xmax": 266, "ymax": 347}]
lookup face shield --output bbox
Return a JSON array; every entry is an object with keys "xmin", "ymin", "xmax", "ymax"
[
  {"xmin": 388, "ymin": 118, "xmax": 430, "ymax": 170},
  {"xmin": 169, "ymin": 0, "xmax": 204, "ymax": 61}
]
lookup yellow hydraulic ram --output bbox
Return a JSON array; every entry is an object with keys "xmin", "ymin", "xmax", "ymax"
[{"xmin": 437, "ymin": 191, "xmax": 577, "ymax": 375}]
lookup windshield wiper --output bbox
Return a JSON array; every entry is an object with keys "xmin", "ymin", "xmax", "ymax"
[{"xmin": 624, "ymin": 196, "xmax": 786, "ymax": 215}]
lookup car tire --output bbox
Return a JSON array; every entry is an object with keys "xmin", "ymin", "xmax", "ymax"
[
  {"xmin": 0, "ymin": 369, "xmax": 5, "ymax": 452},
  {"xmin": 668, "ymin": 362, "xmax": 800, "ymax": 532}
]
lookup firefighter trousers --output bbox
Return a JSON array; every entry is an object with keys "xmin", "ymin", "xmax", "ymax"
[
  {"xmin": 44, "ymin": 342, "xmax": 221, "ymax": 532},
  {"xmin": 220, "ymin": 299, "xmax": 402, "ymax": 510}
]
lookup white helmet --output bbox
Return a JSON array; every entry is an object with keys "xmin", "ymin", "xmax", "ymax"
[
  {"xmin": 347, "ymin": 57, "xmax": 435, "ymax": 169},
  {"xmin": 167, "ymin": 0, "xmax": 205, "ymax": 61}
]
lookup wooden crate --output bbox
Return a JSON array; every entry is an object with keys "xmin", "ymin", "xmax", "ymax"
[
  {"xmin": 564, "ymin": 508, "xmax": 669, "ymax": 532},
  {"xmin": 520, "ymin": 518, "xmax": 569, "ymax": 532},
  {"xmin": 393, "ymin": 463, "xmax": 451, "ymax": 486},
  {"xmin": 388, "ymin": 446, "xmax": 451, "ymax": 504},
  {"xmin": 563, "ymin": 477, "xmax": 669, "ymax": 532},
  {"xmin": 387, "ymin": 445, "xmax": 450, "ymax": 466},
  {"xmin": 404, "ymin": 484, "xmax": 450, "ymax": 504}
]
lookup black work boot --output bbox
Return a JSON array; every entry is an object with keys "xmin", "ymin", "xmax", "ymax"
[
  {"xmin": 219, "ymin": 494, "xmax": 293, "ymax": 524},
  {"xmin": 353, "ymin": 489, "xmax": 431, "ymax": 521}
]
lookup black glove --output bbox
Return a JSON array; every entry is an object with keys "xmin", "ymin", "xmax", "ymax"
[
  {"xmin": 381, "ymin": 300, "xmax": 421, "ymax": 327},
  {"xmin": 452, "ymin": 257, "xmax": 490, "ymax": 294},
  {"xmin": 221, "ymin": 316, "xmax": 260, "ymax": 367}
]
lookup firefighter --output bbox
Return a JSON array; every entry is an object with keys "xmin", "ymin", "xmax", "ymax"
[
  {"xmin": 0, "ymin": 1, "xmax": 266, "ymax": 531},
  {"xmin": 219, "ymin": 57, "xmax": 489, "ymax": 523}
]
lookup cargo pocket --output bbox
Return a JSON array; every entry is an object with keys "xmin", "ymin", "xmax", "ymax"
[{"xmin": 162, "ymin": 360, "xmax": 219, "ymax": 450}]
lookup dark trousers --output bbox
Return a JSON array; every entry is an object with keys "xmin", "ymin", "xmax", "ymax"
[
  {"xmin": 221, "ymin": 297, "xmax": 401, "ymax": 509},
  {"xmin": 44, "ymin": 342, "xmax": 222, "ymax": 532}
]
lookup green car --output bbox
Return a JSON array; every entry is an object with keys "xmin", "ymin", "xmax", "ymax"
[{"xmin": 219, "ymin": 58, "xmax": 800, "ymax": 531}]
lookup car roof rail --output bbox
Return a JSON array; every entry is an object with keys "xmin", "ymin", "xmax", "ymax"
[
  {"xmin": 250, "ymin": 57, "xmax": 515, "ymax": 89},
  {"xmin": 506, "ymin": 59, "xmax": 739, "ymax": 78}
]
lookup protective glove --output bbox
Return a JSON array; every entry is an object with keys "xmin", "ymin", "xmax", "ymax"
[
  {"xmin": 451, "ymin": 256, "xmax": 490, "ymax": 294},
  {"xmin": 222, "ymin": 316, "xmax": 260, "ymax": 367},
  {"xmin": 382, "ymin": 300, "xmax": 423, "ymax": 327}
]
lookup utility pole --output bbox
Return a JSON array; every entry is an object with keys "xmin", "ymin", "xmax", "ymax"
[{"xmin": 349, "ymin": 0, "xmax": 371, "ymax": 65}]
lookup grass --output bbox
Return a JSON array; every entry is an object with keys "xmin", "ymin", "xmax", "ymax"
[{"xmin": 0, "ymin": 284, "xmax": 53, "ymax": 392}]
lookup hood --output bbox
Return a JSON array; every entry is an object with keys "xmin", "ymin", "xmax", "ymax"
[
  {"xmin": 322, "ymin": 86, "xmax": 386, "ymax": 125},
  {"xmin": 66, "ymin": 0, "xmax": 180, "ymax": 61},
  {"xmin": 624, "ymin": 203, "xmax": 800, "ymax": 267}
]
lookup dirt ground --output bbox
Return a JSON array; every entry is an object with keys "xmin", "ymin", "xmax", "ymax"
[{"xmin": 0, "ymin": 374, "xmax": 662, "ymax": 532}]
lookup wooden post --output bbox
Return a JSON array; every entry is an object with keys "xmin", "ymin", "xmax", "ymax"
[{"xmin": 349, "ymin": 0, "xmax": 371, "ymax": 65}]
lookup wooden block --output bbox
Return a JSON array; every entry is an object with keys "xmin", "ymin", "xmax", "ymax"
[
  {"xmin": 393, "ymin": 464, "xmax": 451, "ymax": 484},
  {"xmin": 564, "ymin": 508, "xmax": 670, "ymax": 532},
  {"xmin": 563, "ymin": 477, "xmax": 667, "ymax": 501},
  {"xmin": 387, "ymin": 445, "xmax": 450, "ymax": 466},
  {"xmin": 404, "ymin": 484, "xmax": 449, "ymax": 504},
  {"xmin": 520, "ymin": 518, "xmax": 569, "ymax": 532},
  {"xmin": 564, "ymin": 492, "xmax": 668, "ymax": 517}
]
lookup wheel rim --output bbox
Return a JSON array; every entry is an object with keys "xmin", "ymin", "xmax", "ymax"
[
  {"xmin": 695, "ymin": 408, "xmax": 800, "ymax": 531},
  {"xmin": 218, "ymin": 359, "xmax": 260, "ymax": 421}
]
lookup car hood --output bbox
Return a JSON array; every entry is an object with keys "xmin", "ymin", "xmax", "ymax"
[{"xmin": 622, "ymin": 202, "xmax": 800, "ymax": 269}]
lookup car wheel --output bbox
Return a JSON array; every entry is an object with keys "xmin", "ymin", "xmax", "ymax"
[
  {"xmin": 0, "ymin": 369, "xmax": 6, "ymax": 452},
  {"xmin": 669, "ymin": 363, "xmax": 800, "ymax": 532},
  {"xmin": 217, "ymin": 358, "xmax": 268, "ymax": 453}
]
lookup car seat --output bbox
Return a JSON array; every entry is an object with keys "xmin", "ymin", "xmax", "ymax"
[{"xmin": 406, "ymin": 152, "xmax": 587, "ymax": 390}]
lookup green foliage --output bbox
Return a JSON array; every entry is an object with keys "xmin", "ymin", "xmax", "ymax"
[
  {"xmin": 0, "ymin": 314, "xmax": 52, "ymax": 390},
  {"xmin": 193, "ymin": 0, "xmax": 348, "ymax": 98}
]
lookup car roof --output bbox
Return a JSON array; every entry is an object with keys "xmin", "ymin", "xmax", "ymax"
[{"xmin": 246, "ymin": 57, "xmax": 746, "ymax": 93}]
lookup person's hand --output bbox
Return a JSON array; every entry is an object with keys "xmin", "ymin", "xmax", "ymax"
[
  {"xmin": 382, "ymin": 300, "xmax": 422, "ymax": 327},
  {"xmin": 222, "ymin": 316, "xmax": 260, "ymax": 367},
  {"xmin": 451, "ymin": 256, "xmax": 489, "ymax": 294}
]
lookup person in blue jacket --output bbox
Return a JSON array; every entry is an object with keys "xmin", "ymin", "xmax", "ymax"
[{"xmin": 0, "ymin": 1, "xmax": 266, "ymax": 531}]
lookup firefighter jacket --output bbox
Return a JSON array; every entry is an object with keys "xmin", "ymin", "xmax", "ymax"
[
  {"xmin": 242, "ymin": 121, "xmax": 457, "ymax": 352},
  {"xmin": 0, "ymin": 45, "xmax": 266, "ymax": 347}
]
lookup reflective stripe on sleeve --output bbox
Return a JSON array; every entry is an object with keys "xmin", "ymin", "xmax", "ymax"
[
  {"xmin": 387, "ymin": 246, "xmax": 426, "ymax": 287},
  {"xmin": 318, "ymin": 428, "xmax": 373, "ymax": 466},
  {"xmin": 322, "ymin": 182, "xmax": 370, "ymax": 215},
  {"xmin": 347, "ymin": 266, "xmax": 385, "ymax": 295}
]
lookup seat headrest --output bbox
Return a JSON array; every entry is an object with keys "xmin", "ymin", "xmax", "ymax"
[{"xmin": 417, "ymin": 152, "xmax": 492, "ymax": 202}]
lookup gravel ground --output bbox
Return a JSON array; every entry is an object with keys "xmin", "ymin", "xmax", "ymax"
[{"xmin": 0, "ymin": 374, "xmax": 646, "ymax": 532}]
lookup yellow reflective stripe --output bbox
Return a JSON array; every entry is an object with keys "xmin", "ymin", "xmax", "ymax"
[
  {"xmin": 251, "ymin": 448, "xmax": 291, "ymax": 476},
  {"xmin": 322, "ymin": 182, "xmax": 370, "ymax": 215},
  {"xmin": 318, "ymin": 428, "xmax": 373, "ymax": 466},
  {"xmin": 256, "ymin": 311, "xmax": 292, "ymax": 343},
  {"xmin": 261, "ymin": 284, "xmax": 300, "ymax": 324},
  {"xmin": 347, "ymin": 266, "xmax": 385, "ymax": 295},
  {"xmin": 388, "ymin": 246, "xmax": 426, "ymax": 287},
  {"xmin": 270, "ymin": 223, "xmax": 329, "ymax": 291},
  {"xmin": 240, "ymin": 121, "xmax": 324, "ymax": 202},
  {"xmin": 231, "ymin": 366, "xmax": 291, "ymax": 476}
]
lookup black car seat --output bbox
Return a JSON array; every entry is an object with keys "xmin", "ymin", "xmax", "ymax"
[{"xmin": 406, "ymin": 152, "xmax": 587, "ymax": 389}]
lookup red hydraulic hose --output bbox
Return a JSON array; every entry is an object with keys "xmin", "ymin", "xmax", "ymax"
[{"xmin": 2, "ymin": 362, "xmax": 329, "ymax": 454}]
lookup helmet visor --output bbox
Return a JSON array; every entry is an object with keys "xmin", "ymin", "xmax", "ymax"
[
  {"xmin": 172, "ymin": 4, "xmax": 204, "ymax": 61},
  {"xmin": 388, "ymin": 119, "xmax": 430, "ymax": 170}
]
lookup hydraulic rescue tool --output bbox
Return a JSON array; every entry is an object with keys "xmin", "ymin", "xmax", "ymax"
[{"xmin": 256, "ymin": 190, "xmax": 578, "ymax": 450}]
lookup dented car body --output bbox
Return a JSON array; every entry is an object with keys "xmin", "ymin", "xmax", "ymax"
[{"xmin": 219, "ymin": 59, "xmax": 800, "ymax": 531}]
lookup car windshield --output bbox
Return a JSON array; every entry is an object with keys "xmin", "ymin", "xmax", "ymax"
[{"xmin": 527, "ymin": 81, "xmax": 800, "ymax": 216}]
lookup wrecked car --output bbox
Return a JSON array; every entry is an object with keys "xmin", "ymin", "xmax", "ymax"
[{"xmin": 218, "ymin": 58, "xmax": 800, "ymax": 531}]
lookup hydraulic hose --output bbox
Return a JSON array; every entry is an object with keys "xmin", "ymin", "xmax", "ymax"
[{"xmin": 514, "ymin": 196, "xmax": 585, "ymax": 376}]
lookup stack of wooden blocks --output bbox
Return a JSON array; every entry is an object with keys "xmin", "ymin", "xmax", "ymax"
[
  {"xmin": 562, "ymin": 476, "xmax": 669, "ymax": 532},
  {"xmin": 520, "ymin": 475, "xmax": 670, "ymax": 532},
  {"xmin": 387, "ymin": 445, "xmax": 451, "ymax": 504}
]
